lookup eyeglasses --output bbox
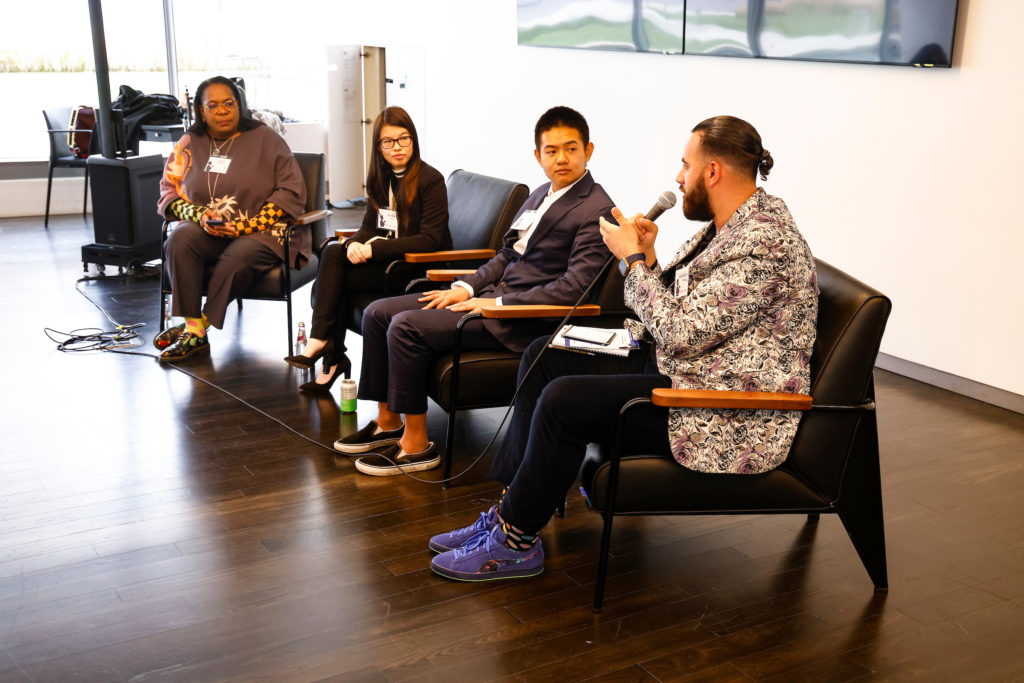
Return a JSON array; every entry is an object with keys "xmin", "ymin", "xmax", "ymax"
[
  {"xmin": 379, "ymin": 135, "xmax": 412, "ymax": 150},
  {"xmin": 203, "ymin": 99, "xmax": 237, "ymax": 112}
]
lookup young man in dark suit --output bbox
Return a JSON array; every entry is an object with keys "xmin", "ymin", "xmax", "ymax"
[{"xmin": 337, "ymin": 106, "xmax": 615, "ymax": 476}]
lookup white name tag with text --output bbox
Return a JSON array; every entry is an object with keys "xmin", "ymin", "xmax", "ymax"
[
  {"xmin": 378, "ymin": 208, "xmax": 399, "ymax": 233},
  {"xmin": 674, "ymin": 264, "xmax": 690, "ymax": 297},
  {"xmin": 510, "ymin": 210, "xmax": 537, "ymax": 234},
  {"xmin": 204, "ymin": 156, "xmax": 232, "ymax": 174}
]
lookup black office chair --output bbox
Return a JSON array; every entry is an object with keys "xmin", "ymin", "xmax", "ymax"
[
  {"xmin": 42, "ymin": 107, "xmax": 93, "ymax": 228},
  {"xmin": 159, "ymin": 152, "xmax": 330, "ymax": 356},
  {"xmin": 581, "ymin": 258, "xmax": 892, "ymax": 611}
]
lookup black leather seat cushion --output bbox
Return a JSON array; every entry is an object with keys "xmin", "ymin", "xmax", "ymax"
[
  {"xmin": 582, "ymin": 448, "xmax": 829, "ymax": 514},
  {"xmin": 429, "ymin": 350, "xmax": 521, "ymax": 410}
]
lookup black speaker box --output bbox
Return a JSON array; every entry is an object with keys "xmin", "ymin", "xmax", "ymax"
[{"xmin": 82, "ymin": 154, "xmax": 165, "ymax": 268}]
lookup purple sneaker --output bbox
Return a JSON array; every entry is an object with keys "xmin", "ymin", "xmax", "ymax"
[
  {"xmin": 428, "ymin": 505, "xmax": 500, "ymax": 553},
  {"xmin": 430, "ymin": 525, "xmax": 544, "ymax": 582}
]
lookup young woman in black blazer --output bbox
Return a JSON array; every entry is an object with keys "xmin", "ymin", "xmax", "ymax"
[{"xmin": 285, "ymin": 106, "xmax": 452, "ymax": 392}]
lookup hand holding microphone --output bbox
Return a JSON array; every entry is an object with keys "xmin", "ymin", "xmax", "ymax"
[
  {"xmin": 599, "ymin": 190, "xmax": 677, "ymax": 261},
  {"xmin": 644, "ymin": 190, "xmax": 677, "ymax": 221}
]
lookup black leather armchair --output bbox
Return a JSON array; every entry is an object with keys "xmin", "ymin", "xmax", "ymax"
[
  {"xmin": 581, "ymin": 258, "xmax": 892, "ymax": 611},
  {"xmin": 159, "ymin": 151, "xmax": 330, "ymax": 356}
]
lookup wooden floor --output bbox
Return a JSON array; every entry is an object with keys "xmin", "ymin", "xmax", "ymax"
[{"xmin": 2, "ymin": 213, "xmax": 1023, "ymax": 682}]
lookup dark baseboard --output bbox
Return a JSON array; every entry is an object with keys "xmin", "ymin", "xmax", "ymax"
[{"xmin": 876, "ymin": 352, "xmax": 1024, "ymax": 415}]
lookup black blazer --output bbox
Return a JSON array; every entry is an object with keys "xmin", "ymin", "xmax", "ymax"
[
  {"xmin": 459, "ymin": 171, "xmax": 614, "ymax": 351},
  {"xmin": 347, "ymin": 161, "xmax": 453, "ymax": 260}
]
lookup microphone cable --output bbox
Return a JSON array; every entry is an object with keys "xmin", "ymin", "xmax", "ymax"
[{"xmin": 47, "ymin": 274, "xmax": 353, "ymax": 459}]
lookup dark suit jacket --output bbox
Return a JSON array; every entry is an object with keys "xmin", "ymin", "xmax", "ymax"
[{"xmin": 458, "ymin": 171, "xmax": 614, "ymax": 351}]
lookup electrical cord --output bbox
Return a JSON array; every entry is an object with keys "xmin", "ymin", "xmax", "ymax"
[
  {"xmin": 44, "ymin": 274, "xmax": 156, "ymax": 351},
  {"xmin": 48, "ymin": 258, "xmax": 620, "ymax": 485}
]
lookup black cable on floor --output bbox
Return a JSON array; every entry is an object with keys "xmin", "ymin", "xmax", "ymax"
[{"xmin": 48, "ymin": 260, "xmax": 614, "ymax": 486}]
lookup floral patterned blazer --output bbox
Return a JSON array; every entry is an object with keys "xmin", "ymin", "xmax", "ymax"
[{"xmin": 623, "ymin": 188, "xmax": 818, "ymax": 474}]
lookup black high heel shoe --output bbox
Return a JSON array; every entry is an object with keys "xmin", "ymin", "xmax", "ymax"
[
  {"xmin": 298, "ymin": 354, "xmax": 352, "ymax": 394},
  {"xmin": 284, "ymin": 339, "xmax": 332, "ymax": 370}
]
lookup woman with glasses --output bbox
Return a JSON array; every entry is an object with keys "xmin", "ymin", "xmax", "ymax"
[
  {"xmin": 284, "ymin": 106, "xmax": 451, "ymax": 392},
  {"xmin": 155, "ymin": 75, "xmax": 307, "ymax": 363}
]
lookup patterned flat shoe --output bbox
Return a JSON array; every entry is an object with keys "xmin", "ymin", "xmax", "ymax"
[
  {"xmin": 153, "ymin": 323, "xmax": 185, "ymax": 350},
  {"xmin": 159, "ymin": 331, "xmax": 210, "ymax": 363}
]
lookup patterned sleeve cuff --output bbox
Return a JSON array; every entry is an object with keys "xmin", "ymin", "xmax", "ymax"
[
  {"xmin": 168, "ymin": 198, "xmax": 207, "ymax": 223},
  {"xmin": 235, "ymin": 202, "xmax": 285, "ymax": 236}
]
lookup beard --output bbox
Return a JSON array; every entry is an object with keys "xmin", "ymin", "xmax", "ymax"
[{"xmin": 682, "ymin": 174, "xmax": 714, "ymax": 222}]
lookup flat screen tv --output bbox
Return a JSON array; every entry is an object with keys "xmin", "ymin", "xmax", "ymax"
[
  {"xmin": 517, "ymin": 0, "xmax": 958, "ymax": 68},
  {"xmin": 517, "ymin": 0, "xmax": 686, "ymax": 54},
  {"xmin": 685, "ymin": 0, "xmax": 958, "ymax": 67}
]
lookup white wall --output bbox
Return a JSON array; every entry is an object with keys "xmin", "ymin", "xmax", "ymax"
[{"xmin": 315, "ymin": 0, "xmax": 1022, "ymax": 396}]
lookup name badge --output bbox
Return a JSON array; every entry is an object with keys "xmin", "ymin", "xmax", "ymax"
[
  {"xmin": 674, "ymin": 265, "xmax": 690, "ymax": 297},
  {"xmin": 378, "ymin": 208, "xmax": 398, "ymax": 233},
  {"xmin": 510, "ymin": 210, "xmax": 537, "ymax": 234},
  {"xmin": 205, "ymin": 156, "xmax": 232, "ymax": 174}
]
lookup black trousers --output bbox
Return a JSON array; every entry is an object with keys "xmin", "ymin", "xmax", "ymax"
[
  {"xmin": 164, "ymin": 222, "xmax": 279, "ymax": 329},
  {"xmin": 358, "ymin": 292, "xmax": 509, "ymax": 415},
  {"xmin": 310, "ymin": 242, "xmax": 390, "ymax": 355},
  {"xmin": 493, "ymin": 337, "xmax": 673, "ymax": 535}
]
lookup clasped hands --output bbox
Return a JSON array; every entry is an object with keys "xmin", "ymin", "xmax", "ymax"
[
  {"xmin": 346, "ymin": 241, "xmax": 374, "ymax": 264},
  {"xmin": 418, "ymin": 286, "xmax": 496, "ymax": 314},
  {"xmin": 599, "ymin": 207, "xmax": 658, "ymax": 265}
]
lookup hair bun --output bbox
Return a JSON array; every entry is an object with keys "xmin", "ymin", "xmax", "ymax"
[{"xmin": 757, "ymin": 149, "xmax": 774, "ymax": 180}]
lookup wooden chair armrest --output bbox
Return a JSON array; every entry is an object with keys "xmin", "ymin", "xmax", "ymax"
[
  {"xmin": 405, "ymin": 249, "xmax": 496, "ymax": 263},
  {"xmin": 426, "ymin": 269, "xmax": 477, "ymax": 282},
  {"xmin": 650, "ymin": 388, "xmax": 812, "ymax": 411},
  {"xmin": 481, "ymin": 304, "xmax": 602, "ymax": 319},
  {"xmin": 335, "ymin": 229, "xmax": 358, "ymax": 239},
  {"xmin": 293, "ymin": 209, "xmax": 331, "ymax": 226}
]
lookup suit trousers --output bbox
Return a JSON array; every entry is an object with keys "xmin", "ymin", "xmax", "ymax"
[
  {"xmin": 310, "ymin": 242, "xmax": 389, "ymax": 354},
  {"xmin": 358, "ymin": 292, "xmax": 509, "ymax": 415},
  {"xmin": 165, "ymin": 222, "xmax": 280, "ymax": 329},
  {"xmin": 493, "ymin": 337, "xmax": 672, "ymax": 535}
]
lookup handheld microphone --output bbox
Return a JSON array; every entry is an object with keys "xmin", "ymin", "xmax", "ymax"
[{"xmin": 644, "ymin": 191, "xmax": 677, "ymax": 221}]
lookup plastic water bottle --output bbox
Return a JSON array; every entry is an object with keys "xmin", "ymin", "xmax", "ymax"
[
  {"xmin": 295, "ymin": 321, "xmax": 307, "ymax": 347},
  {"xmin": 340, "ymin": 378, "xmax": 357, "ymax": 413}
]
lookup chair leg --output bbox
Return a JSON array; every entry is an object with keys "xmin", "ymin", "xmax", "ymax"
[
  {"xmin": 82, "ymin": 165, "xmax": 90, "ymax": 218},
  {"xmin": 593, "ymin": 509, "xmax": 615, "ymax": 613},
  {"xmin": 44, "ymin": 164, "xmax": 55, "ymax": 228},
  {"xmin": 442, "ymin": 406, "xmax": 457, "ymax": 488},
  {"xmin": 807, "ymin": 512, "xmax": 820, "ymax": 523},
  {"xmin": 285, "ymin": 292, "xmax": 294, "ymax": 357},
  {"xmin": 837, "ymin": 414, "xmax": 888, "ymax": 592}
]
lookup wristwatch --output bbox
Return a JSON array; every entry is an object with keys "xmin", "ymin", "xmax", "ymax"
[{"xmin": 624, "ymin": 252, "xmax": 647, "ymax": 272}]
